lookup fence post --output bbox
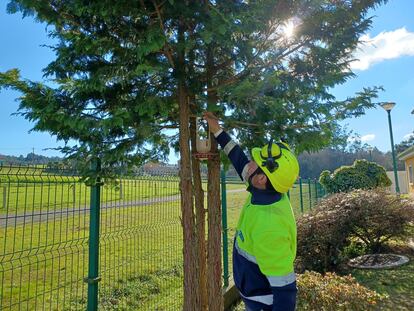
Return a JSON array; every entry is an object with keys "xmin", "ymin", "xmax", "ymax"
[
  {"xmin": 86, "ymin": 158, "xmax": 102, "ymax": 311},
  {"xmin": 221, "ymin": 169, "xmax": 229, "ymax": 288},
  {"xmin": 299, "ymin": 178, "xmax": 304, "ymax": 214},
  {"xmin": 2, "ymin": 185, "xmax": 6, "ymax": 209},
  {"xmin": 314, "ymin": 179, "xmax": 318, "ymax": 202},
  {"xmin": 72, "ymin": 184, "xmax": 76, "ymax": 204},
  {"xmin": 119, "ymin": 180, "xmax": 123, "ymax": 200},
  {"xmin": 308, "ymin": 178, "xmax": 312, "ymax": 210}
]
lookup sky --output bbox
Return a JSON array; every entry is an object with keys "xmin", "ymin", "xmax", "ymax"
[{"xmin": 0, "ymin": 0, "xmax": 414, "ymax": 162}]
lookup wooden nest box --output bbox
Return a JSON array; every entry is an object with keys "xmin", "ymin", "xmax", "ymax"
[{"xmin": 193, "ymin": 117, "xmax": 217, "ymax": 160}]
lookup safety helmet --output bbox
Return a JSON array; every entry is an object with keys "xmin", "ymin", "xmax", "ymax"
[{"xmin": 251, "ymin": 139, "xmax": 299, "ymax": 193}]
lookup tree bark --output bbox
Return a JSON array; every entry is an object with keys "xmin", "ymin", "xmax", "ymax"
[
  {"xmin": 206, "ymin": 45, "xmax": 224, "ymax": 311},
  {"xmin": 177, "ymin": 23, "xmax": 199, "ymax": 311},
  {"xmin": 207, "ymin": 146, "xmax": 223, "ymax": 310},
  {"xmin": 190, "ymin": 107, "xmax": 208, "ymax": 311}
]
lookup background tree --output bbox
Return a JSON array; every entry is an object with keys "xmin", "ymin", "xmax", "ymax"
[
  {"xmin": 395, "ymin": 132, "xmax": 414, "ymax": 154},
  {"xmin": 298, "ymin": 144, "xmax": 404, "ymax": 179},
  {"xmin": 1, "ymin": 0, "xmax": 388, "ymax": 309}
]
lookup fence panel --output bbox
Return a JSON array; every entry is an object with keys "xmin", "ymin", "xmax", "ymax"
[
  {"xmin": 0, "ymin": 165, "xmax": 183, "ymax": 311},
  {"xmin": 0, "ymin": 165, "xmax": 89, "ymax": 311},
  {"xmin": 95, "ymin": 174, "xmax": 182, "ymax": 310}
]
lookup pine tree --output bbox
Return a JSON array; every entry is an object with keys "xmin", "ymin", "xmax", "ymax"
[{"xmin": 1, "ymin": 1, "xmax": 387, "ymax": 309}]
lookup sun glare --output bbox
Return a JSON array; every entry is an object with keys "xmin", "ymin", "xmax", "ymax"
[{"xmin": 282, "ymin": 20, "xmax": 295, "ymax": 39}]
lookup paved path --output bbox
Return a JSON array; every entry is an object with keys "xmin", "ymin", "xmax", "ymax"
[{"xmin": 0, "ymin": 189, "xmax": 245, "ymax": 227}]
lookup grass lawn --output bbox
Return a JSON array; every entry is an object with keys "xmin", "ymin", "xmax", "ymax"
[{"xmin": 348, "ymin": 241, "xmax": 414, "ymax": 311}]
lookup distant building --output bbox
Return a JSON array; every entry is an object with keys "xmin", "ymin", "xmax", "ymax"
[
  {"xmin": 141, "ymin": 161, "xmax": 179, "ymax": 176},
  {"xmin": 398, "ymin": 146, "xmax": 414, "ymax": 194}
]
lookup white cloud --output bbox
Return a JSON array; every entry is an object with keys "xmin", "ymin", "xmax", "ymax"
[
  {"xmin": 403, "ymin": 133, "xmax": 414, "ymax": 140},
  {"xmin": 361, "ymin": 134, "xmax": 376, "ymax": 142},
  {"xmin": 350, "ymin": 27, "xmax": 414, "ymax": 71}
]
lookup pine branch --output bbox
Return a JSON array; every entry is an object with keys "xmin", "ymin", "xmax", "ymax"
[{"xmin": 152, "ymin": 0, "xmax": 175, "ymax": 68}]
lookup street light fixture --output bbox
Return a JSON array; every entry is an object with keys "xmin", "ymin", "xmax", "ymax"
[
  {"xmin": 380, "ymin": 102, "xmax": 400, "ymax": 195},
  {"xmin": 380, "ymin": 102, "xmax": 396, "ymax": 111}
]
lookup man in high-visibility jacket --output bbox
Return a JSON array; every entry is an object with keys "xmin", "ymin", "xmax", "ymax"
[{"xmin": 203, "ymin": 112, "xmax": 299, "ymax": 311}]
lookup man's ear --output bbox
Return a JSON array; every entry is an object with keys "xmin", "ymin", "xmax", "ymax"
[{"xmin": 257, "ymin": 174, "xmax": 267, "ymax": 186}]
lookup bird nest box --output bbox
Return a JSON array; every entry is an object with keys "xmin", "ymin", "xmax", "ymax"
[{"xmin": 193, "ymin": 117, "xmax": 217, "ymax": 160}]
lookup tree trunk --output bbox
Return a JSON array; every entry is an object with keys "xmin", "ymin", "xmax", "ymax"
[
  {"xmin": 207, "ymin": 146, "xmax": 223, "ymax": 310},
  {"xmin": 190, "ymin": 108, "xmax": 208, "ymax": 311},
  {"xmin": 177, "ymin": 24, "xmax": 199, "ymax": 311},
  {"xmin": 206, "ymin": 46, "xmax": 224, "ymax": 311}
]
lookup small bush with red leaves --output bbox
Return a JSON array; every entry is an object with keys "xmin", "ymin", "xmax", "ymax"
[
  {"xmin": 296, "ymin": 190, "xmax": 414, "ymax": 272},
  {"xmin": 296, "ymin": 202, "xmax": 351, "ymax": 273},
  {"xmin": 321, "ymin": 189, "xmax": 414, "ymax": 253},
  {"xmin": 297, "ymin": 271, "xmax": 386, "ymax": 311}
]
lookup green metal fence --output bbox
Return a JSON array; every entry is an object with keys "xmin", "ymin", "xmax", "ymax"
[
  {"xmin": 0, "ymin": 164, "xmax": 183, "ymax": 310},
  {"xmin": 0, "ymin": 164, "xmax": 324, "ymax": 310}
]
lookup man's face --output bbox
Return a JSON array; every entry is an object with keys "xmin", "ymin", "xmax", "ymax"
[{"xmin": 247, "ymin": 161, "xmax": 268, "ymax": 189}]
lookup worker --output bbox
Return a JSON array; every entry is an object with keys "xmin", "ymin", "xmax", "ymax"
[{"xmin": 203, "ymin": 112, "xmax": 299, "ymax": 311}]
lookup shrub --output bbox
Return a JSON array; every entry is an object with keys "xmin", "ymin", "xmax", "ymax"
[
  {"xmin": 319, "ymin": 159, "xmax": 391, "ymax": 194},
  {"xmin": 296, "ymin": 200, "xmax": 351, "ymax": 273},
  {"xmin": 296, "ymin": 190, "xmax": 414, "ymax": 272},
  {"xmin": 331, "ymin": 189, "xmax": 413, "ymax": 252},
  {"xmin": 340, "ymin": 240, "xmax": 368, "ymax": 260},
  {"xmin": 297, "ymin": 271, "xmax": 386, "ymax": 310}
]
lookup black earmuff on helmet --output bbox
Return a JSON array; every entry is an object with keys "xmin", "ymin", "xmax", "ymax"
[
  {"xmin": 261, "ymin": 138, "xmax": 289, "ymax": 173},
  {"xmin": 262, "ymin": 138, "xmax": 279, "ymax": 173}
]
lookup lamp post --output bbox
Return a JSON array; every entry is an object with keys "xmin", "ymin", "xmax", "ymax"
[
  {"xmin": 367, "ymin": 146, "xmax": 374, "ymax": 162},
  {"xmin": 380, "ymin": 102, "xmax": 400, "ymax": 195}
]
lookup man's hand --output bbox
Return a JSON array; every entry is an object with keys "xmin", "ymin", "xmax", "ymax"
[{"xmin": 203, "ymin": 111, "xmax": 221, "ymax": 134}]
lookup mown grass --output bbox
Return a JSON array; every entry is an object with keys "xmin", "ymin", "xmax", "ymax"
[
  {"xmin": 0, "ymin": 179, "xmax": 316, "ymax": 311},
  {"xmin": 351, "ymin": 258, "xmax": 414, "ymax": 310},
  {"xmin": 348, "ymin": 235, "xmax": 414, "ymax": 311},
  {"xmin": 65, "ymin": 265, "xmax": 183, "ymax": 311}
]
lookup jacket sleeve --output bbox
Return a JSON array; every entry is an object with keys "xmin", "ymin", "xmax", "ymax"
[
  {"xmin": 214, "ymin": 130, "xmax": 250, "ymax": 182},
  {"xmin": 253, "ymin": 230, "xmax": 297, "ymax": 311}
]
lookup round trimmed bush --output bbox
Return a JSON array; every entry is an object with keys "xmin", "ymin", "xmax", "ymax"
[{"xmin": 319, "ymin": 159, "xmax": 391, "ymax": 194}]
